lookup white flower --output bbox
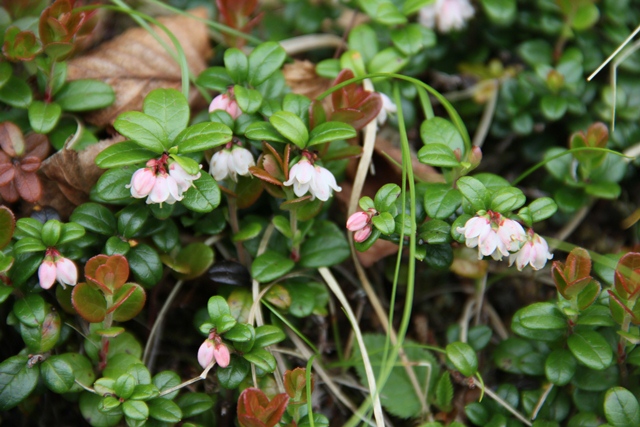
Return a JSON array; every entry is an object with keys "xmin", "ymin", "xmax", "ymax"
[
  {"xmin": 311, "ymin": 165, "xmax": 342, "ymax": 201},
  {"xmin": 419, "ymin": 0, "xmax": 474, "ymax": 33},
  {"xmin": 509, "ymin": 231, "xmax": 553, "ymax": 271},
  {"xmin": 147, "ymin": 173, "xmax": 182, "ymax": 205},
  {"xmin": 38, "ymin": 251, "xmax": 78, "ymax": 290},
  {"xmin": 283, "ymin": 158, "xmax": 315, "ymax": 198},
  {"xmin": 377, "ymin": 93, "xmax": 397, "ymax": 126},
  {"xmin": 55, "ymin": 257, "xmax": 78, "ymax": 287},
  {"xmin": 169, "ymin": 162, "xmax": 200, "ymax": 193},
  {"xmin": 457, "ymin": 212, "xmax": 525, "ymax": 261},
  {"xmin": 209, "ymin": 146, "xmax": 255, "ymax": 182}
]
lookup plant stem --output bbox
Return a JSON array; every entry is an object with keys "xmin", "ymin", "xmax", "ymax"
[
  {"xmin": 227, "ymin": 194, "xmax": 248, "ymax": 267},
  {"xmin": 290, "ymin": 208, "xmax": 299, "ymax": 261},
  {"xmin": 99, "ymin": 296, "xmax": 114, "ymax": 370},
  {"xmin": 142, "ymin": 280, "xmax": 184, "ymax": 367}
]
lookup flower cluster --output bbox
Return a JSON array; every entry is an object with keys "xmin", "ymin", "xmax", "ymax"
[
  {"xmin": 346, "ymin": 209, "xmax": 378, "ymax": 242},
  {"xmin": 419, "ymin": 0, "xmax": 475, "ymax": 33},
  {"xmin": 209, "ymin": 142, "xmax": 255, "ymax": 182},
  {"xmin": 283, "ymin": 152, "xmax": 342, "ymax": 202},
  {"xmin": 457, "ymin": 211, "xmax": 552, "ymax": 270},
  {"xmin": 127, "ymin": 154, "xmax": 200, "ymax": 205},
  {"xmin": 209, "ymin": 92, "xmax": 241, "ymax": 119},
  {"xmin": 38, "ymin": 248, "xmax": 78, "ymax": 290},
  {"xmin": 198, "ymin": 333, "xmax": 230, "ymax": 369}
]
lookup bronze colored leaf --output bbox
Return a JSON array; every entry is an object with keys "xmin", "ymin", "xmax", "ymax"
[
  {"xmin": 66, "ymin": 8, "xmax": 212, "ymax": 127},
  {"xmin": 283, "ymin": 60, "xmax": 330, "ymax": 102}
]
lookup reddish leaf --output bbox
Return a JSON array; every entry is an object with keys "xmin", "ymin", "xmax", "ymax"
[
  {"xmin": 0, "ymin": 180, "xmax": 19, "ymax": 202},
  {"xmin": 0, "ymin": 163, "xmax": 16, "ymax": 186},
  {"xmin": 615, "ymin": 252, "xmax": 640, "ymax": 297},
  {"xmin": 236, "ymin": 175, "xmax": 264, "ymax": 209},
  {"xmin": 14, "ymin": 168, "xmax": 42, "ymax": 203},
  {"xmin": 330, "ymin": 108, "xmax": 364, "ymax": 126},
  {"xmin": 24, "ymin": 133, "xmax": 50, "ymax": 161},
  {"xmin": 249, "ymin": 166, "xmax": 283, "ymax": 186},
  {"xmin": 71, "ymin": 282, "xmax": 107, "ymax": 323},
  {"xmin": 216, "ymin": 0, "xmax": 260, "ymax": 48},
  {"xmin": 564, "ymin": 247, "xmax": 591, "ymax": 283},
  {"xmin": 20, "ymin": 157, "xmax": 41, "ymax": 173},
  {"xmin": 237, "ymin": 388, "xmax": 289, "ymax": 427},
  {"xmin": 0, "ymin": 122, "xmax": 25, "ymax": 157},
  {"xmin": 110, "ymin": 283, "xmax": 146, "ymax": 322},
  {"xmin": 586, "ymin": 122, "xmax": 609, "ymax": 148},
  {"xmin": 95, "ymin": 254, "xmax": 129, "ymax": 291},
  {"xmin": 283, "ymin": 367, "xmax": 313, "ymax": 402},
  {"xmin": 0, "ymin": 206, "xmax": 16, "ymax": 249}
]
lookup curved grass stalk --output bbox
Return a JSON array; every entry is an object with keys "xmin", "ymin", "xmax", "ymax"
[
  {"xmin": 306, "ymin": 355, "xmax": 317, "ymax": 427},
  {"xmin": 511, "ymin": 147, "xmax": 633, "ymax": 186},
  {"xmin": 587, "ymin": 23, "xmax": 640, "ymax": 82},
  {"xmin": 142, "ymin": 280, "xmax": 184, "ymax": 367}
]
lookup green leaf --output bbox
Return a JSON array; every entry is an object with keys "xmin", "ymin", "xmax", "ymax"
[
  {"xmin": 245, "ymin": 121, "xmax": 287, "ymax": 143},
  {"xmin": 57, "ymin": 222, "xmax": 85, "ymax": 245},
  {"xmin": 0, "ymin": 62, "xmax": 12, "ymax": 89},
  {"xmin": 421, "ymin": 117, "xmax": 465, "ymax": 155},
  {"xmin": 348, "ymin": 25, "xmax": 378, "ymax": 64},
  {"xmin": 40, "ymin": 356, "xmax": 74, "ymax": 393},
  {"xmin": 419, "ymin": 219, "xmax": 451, "ymax": 244},
  {"xmin": 224, "ymin": 48, "xmax": 248, "ymax": 83},
  {"xmin": 152, "ymin": 371, "xmax": 181, "ymax": 400},
  {"xmin": 251, "ymin": 251, "xmax": 295, "ymax": 283},
  {"xmin": 572, "ymin": 3, "xmax": 599, "ymax": 30},
  {"xmin": 114, "ymin": 112, "xmax": 167, "ymax": 153},
  {"xmin": 300, "ymin": 221, "xmax": 350, "ymax": 268},
  {"xmin": 283, "ymin": 93, "xmax": 311, "ymax": 119},
  {"xmin": 181, "ymin": 173, "xmax": 221, "ymax": 213},
  {"xmin": 604, "ymin": 387, "xmax": 640, "ymax": 427},
  {"xmin": 391, "ymin": 24, "xmax": 426, "ymax": 56},
  {"xmin": 368, "ymin": 47, "xmax": 408, "ymax": 74},
  {"xmin": 13, "ymin": 294, "xmax": 46, "ymax": 327},
  {"xmin": 254, "ymin": 325, "xmax": 286, "ymax": 348},
  {"xmin": 173, "ymin": 243, "xmax": 214, "ymax": 280},
  {"xmin": 435, "ymin": 372, "xmax": 454, "ymax": 410},
  {"xmin": 118, "ymin": 204, "xmax": 149, "ymax": 239},
  {"xmin": 41, "ymin": 219, "xmax": 62, "ymax": 247},
  {"xmin": 13, "ymin": 237, "xmax": 46, "ymax": 255},
  {"xmin": 232, "ymin": 222, "xmax": 263, "ymax": 242},
  {"xmin": 0, "ymin": 356, "xmax": 39, "ymax": 411},
  {"xmin": 0, "ymin": 76, "xmax": 33, "ymax": 108},
  {"xmin": 196, "ymin": 66, "xmax": 234, "ymax": 92},
  {"xmin": 243, "ymin": 348, "xmax": 277, "ymax": 372},
  {"xmin": 374, "ymin": 183, "xmax": 401, "ymax": 213},
  {"xmin": 517, "ymin": 302, "xmax": 567, "ymax": 330},
  {"xmin": 545, "ymin": 349, "xmax": 577, "ymax": 386},
  {"xmin": 518, "ymin": 40, "xmax": 553, "ymax": 66},
  {"xmin": 307, "ymin": 121, "xmax": 356, "ymax": 147},
  {"xmin": 270, "ymin": 111, "xmax": 309, "ymax": 149},
  {"xmin": 446, "ymin": 342, "xmax": 478, "ymax": 377},
  {"xmin": 177, "ymin": 393, "xmax": 213, "ymax": 418},
  {"xmin": 481, "ymin": 0, "xmax": 516, "ymax": 25},
  {"xmin": 568, "ymin": 330, "xmax": 613, "ymax": 370},
  {"xmin": 114, "ymin": 373, "xmax": 136, "ymax": 400},
  {"xmin": 417, "ymin": 143, "xmax": 460, "ymax": 168},
  {"xmin": 359, "ymin": 0, "xmax": 407, "ymax": 25},
  {"xmin": 371, "ymin": 212, "xmax": 395, "ymax": 235},
  {"xmin": 112, "ymin": 283, "xmax": 146, "ymax": 322},
  {"xmin": 540, "ymin": 95, "xmax": 568, "ymax": 121},
  {"xmin": 529, "ymin": 197, "xmax": 558, "ymax": 222},
  {"xmin": 129, "ymin": 384, "xmax": 159, "ymax": 401},
  {"xmin": 123, "ymin": 399, "xmax": 149, "ymax": 421},
  {"xmin": 224, "ymin": 323, "xmax": 255, "ymax": 343},
  {"xmin": 80, "ymin": 393, "xmax": 123, "ymax": 426},
  {"xmin": 148, "ymin": 398, "xmax": 182, "ymax": 423},
  {"xmin": 142, "ymin": 88, "xmax": 189, "ymax": 142},
  {"xmin": 457, "ymin": 176, "xmax": 488, "ymax": 211},
  {"xmin": 28, "ymin": 101, "xmax": 61, "ymax": 134},
  {"xmin": 207, "ymin": 296, "xmax": 237, "ymax": 333},
  {"xmin": 127, "ymin": 244, "xmax": 163, "ymax": 287},
  {"xmin": 234, "ymin": 85, "xmax": 263, "ymax": 114},
  {"xmin": 72, "ymin": 282, "xmax": 107, "ymax": 322},
  {"xmin": 55, "ymin": 79, "xmax": 114, "ymax": 111},
  {"xmin": 490, "ymin": 186, "xmax": 526, "ymax": 213},
  {"xmin": 59, "ymin": 353, "xmax": 95, "ymax": 393},
  {"xmin": 217, "ymin": 356, "xmax": 250, "ymax": 389},
  {"xmin": 424, "ymin": 184, "xmax": 461, "ymax": 219},
  {"xmin": 71, "ymin": 203, "xmax": 117, "ymax": 235},
  {"xmin": 248, "ymin": 42, "xmax": 287, "ymax": 86},
  {"xmin": 402, "ymin": 0, "xmax": 432, "ymax": 14}
]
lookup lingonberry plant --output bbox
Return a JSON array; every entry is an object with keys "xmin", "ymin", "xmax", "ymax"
[{"xmin": 1, "ymin": 0, "xmax": 640, "ymax": 426}]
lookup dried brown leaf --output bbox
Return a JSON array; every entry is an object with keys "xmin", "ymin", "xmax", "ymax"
[
  {"xmin": 283, "ymin": 60, "xmax": 331, "ymax": 102},
  {"xmin": 38, "ymin": 135, "xmax": 124, "ymax": 217},
  {"xmin": 66, "ymin": 8, "xmax": 212, "ymax": 127}
]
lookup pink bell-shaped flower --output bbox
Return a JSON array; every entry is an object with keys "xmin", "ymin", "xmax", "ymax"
[
  {"xmin": 209, "ymin": 93, "xmax": 241, "ymax": 119},
  {"xmin": 55, "ymin": 257, "xmax": 78, "ymax": 288},
  {"xmin": 38, "ymin": 258, "xmax": 57, "ymax": 290}
]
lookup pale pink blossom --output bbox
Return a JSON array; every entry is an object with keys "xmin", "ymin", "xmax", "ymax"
[
  {"xmin": 311, "ymin": 165, "xmax": 342, "ymax": 201},
  {"xmin": 212, "ymin": 342, "xmax": 230, "ymax": 368},
  {"xmin": 169, "ymin": 162, "xmax": 200, "ymax": 193},
  {"xmin": 497, "ymin": 217, "xmax": 526, "ymax": 253},
  {"xmin": 347, "ymin": 211, "xmax": 370, "ymax": 231},
  {"xmin": 38, "ymin": 259, "xmax": 57, "ymax": 290},
  {"xmin": 376, "ymin": 93, "xmax": 397, "ymax": 126},
  {"xmin": 509, "ymin": 231, "xmax": 553, "ymax": 271},
  {"xmin": 457, "ymin": 212, "xmax": 524, "ymax": 261},
  {"xmin": 128, "ymin": 166, "xmax": 156, "ymax": 198},
  {"xmin": 198, "ymin": 339, "xmax": 215, "ymax": 369},
  {"xmin": 147, "ymin": 173, "xmax": 182, "ymax": 205},
  {"xmin": 209, "ymin": 146, "xmax": 255, "ymax": 182},
  {"xmin": 283, "ymin": 158, "xmax": 315, "ymax": 198},
  {"xmin": 209, "ymin": 93, "xmax": 241, "ymax": 119},
  {"xmin": 55, "ymin": 257, "xmax": 78, "ymax": 287},
  {"xmin": 354, "ymin": 225, "xmax": 373, "ymax": 243},
  {"xmin": 419, "ymin": 0, "xmax": 474, "ymax": 33}
]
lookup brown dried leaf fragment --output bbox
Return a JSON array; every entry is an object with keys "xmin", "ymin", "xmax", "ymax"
[
  {"xmin": 38, "ymin": 135, "xmax": 124, "ymax": 217},
  {"xmin": 283, "ymin": 60, "xmax": 331, "ymax": 102},
  {"xmin": 66, "ymin": 8, "xmax": 212, "ymax": 127}
]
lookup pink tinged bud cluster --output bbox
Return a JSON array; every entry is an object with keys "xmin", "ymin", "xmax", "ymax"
[
  {"xmin": 283, "ymin": 158, "xmax": 342, "ymax": 202},
  {"xmin": 346, "ymin": 210, "xmax": 377, "ymax": 242},
  {"xmin": 209, "ymin": 93, "xmax": 241, "ymax": 119},
  {"xmin": 509, "ymin": 231, "xmax": 553, "ymax": 271},
  {"xmin": 376, "ymin": 93, "xmax": 397, "ymax": 126},
  {"xmin": 38, "ymin": 252, "xmax": 78, "ymax": 290},
  {"xmin": 127, "ymin": 159, "xmax": 200, "ymax": 205},
  {"xmin": 419, "ymin": 0, "xmax": 475, "ymax": 33},
  {"xmin": 209, "ymin": 146, "xmax": 255, "ymax": 182},
  {"xmin": 197, "ymin": 338, "xmax": 230, "ymax": 369},
  {"xmin": 457, "ymin": 212, "xmax": 527, "ymax": 262}
]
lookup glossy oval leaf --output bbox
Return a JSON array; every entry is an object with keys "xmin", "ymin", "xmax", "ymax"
[
  {"xmin": 270, "ymin": 111, "xmax": 309, "ymax": 149},
  {"xmin": 307, "ymin": 121, "xmax": 357, "ymax": 147}
]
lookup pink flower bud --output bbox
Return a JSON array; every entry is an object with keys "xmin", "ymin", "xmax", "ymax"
[
  {"xmin": 213, "ymin": 342, "xmax": 230, "ymax": 368},
  {"xmin": 128, "ymin": 167, "xmax": 156, "ymax": 198},
  {"xmin": 354, "ymin": 225, "xmax": 373, "ymax": 243},
  {"xmin": 346, "ymin": 211, "xmax": 370, "ymax": 231},
  {"xmin": 38, "ymin": 259, "xmax": 57, "ymax": 290},
  {"xmin": 198, "ymin": 339, "xmax": 215, "ymax": 369},
  {"xmin": 55, "ymin": 257, "xmax": 78, "ymax": 287},
  {"xmin": 209, "ymin": 93, "xmax": 241, "ymax": 119}
]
